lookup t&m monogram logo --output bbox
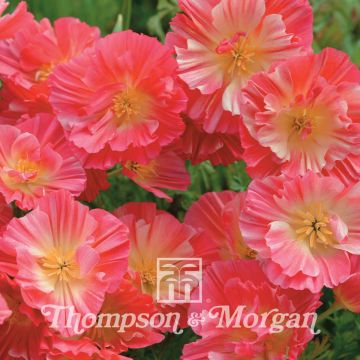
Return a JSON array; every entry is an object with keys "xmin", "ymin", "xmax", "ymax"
[{"xmin": 156, "ymin": 258, "xmax": 202, "ymax": 304}]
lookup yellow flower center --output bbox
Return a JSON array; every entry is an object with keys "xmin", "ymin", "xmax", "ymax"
[
  {"xmin": 14, "ymin": 158, "xmax": 39, "ymax": 182},
  {"xmin": 39, "ymin": 249, "xmax": 79, "ymax": 282},
  {"xmin": 125, "ymin": 160, "xmax": 158, "ymax": 181},
  {"xmin": 113, "ymin": 91, "xmax": 139, "ymax": 118},
  {"xmin": 293, "ymin": 204, "xmax": 334, "ymax": 249},
  {"xmin": 35, "ymin": 63, "xmax": 54, "ymax": 82},
  {"xmin": 140, "ymin": 268, "xmax": 157, "ymax": 294},
  {"xmin": 216, "ymin": 32, "xmax": 257, "ymax": 78},
  {"xmin": 229, "ymin": 38, "xmax": 255, "ymax": 75},
  {"xmin": 291, "ymin": 108, "xmax": 313, "ymax": 140}
]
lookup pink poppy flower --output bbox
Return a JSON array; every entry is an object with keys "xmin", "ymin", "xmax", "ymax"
[
  {"xmin": 0, "ymin": 114, "xmax": 86, "ymax": 210},
  {"xmin": 176, "ymin": 115, "xmax": 243, "ymax": 166},
  {"xmin": 0, "ymin": 83, "xmax": 53, "ymax": 125},
  {"xmin": 240, "ymin": 172, "xmax": 360, "ymax": 293},
  {"xmin": 0, "ymin": 17, "xmax": 100, "ymax": 119},
  {"xmin": 0, "ymin": 193, "xmax": 12, "ymax": 234},
  {"xmin": 0, "ymin": 248, "xmax": 17, "ymax": 277},
  {"xmin": 49, "ymin": 337, "xmax": 130, "ymax": 360},
  {"xmin": 333, "ymin": 256, "xmax": 360, "ymax": 313},
  {"xmin": 122, "ymin": 150, "xmax": 190, "ymax": 201},
  {"xmin": 0, "ymin": 0, "xmax": 33, "ymax": 40},
  {"xmin": 0, "ymin": 273, "xmax": 53, "ymax": 359},
  {"xmin": 47, "ymin": 278, "xmax": 163, "ymax": 359},
  {"xmin": 83, "ymin": 278, "xmax": 164, "ymax": 353},
  {"xmin": 183, "ymin": 260, "xmax": 321, "ymax": 360},
  {"xmin": 114, "ymin": 202, "xmax": 202, "ymax": 330},
  {"xmin": 166, "ymin": 0, "xmax": 313, "ymax": 132},
  {"xmin": 241, "ymin": 48, "xmax": 360, "ymax": 179},
  {"xmin": 49, "ymin": 30, "xmax": 187, "ymax": 169},
  {"xmin": 78, "ymin": 169, "xmax": 111, "ymax": 203},
  {"xmin": 334, "ymin": 273, "xmax": 360, "ymax": 314},
  {"xmin": 185, "ymin": 191, "xmax": 257, "ymax": 262},
  {"xmin": 0, "ymin": 293, "xmax": 11, "ymax": 325},
  {"xmin": 1, "ymin": 190, "xmax": 130, "ymax": 336},
  {"xmin": 114, "ymin": 202, "xmax": 198, "ymax": 302}
]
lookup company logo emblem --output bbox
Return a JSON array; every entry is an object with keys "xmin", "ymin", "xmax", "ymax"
[{"xmin": 156, "ymin": 258, "xmax": 202, "ymax": 304}]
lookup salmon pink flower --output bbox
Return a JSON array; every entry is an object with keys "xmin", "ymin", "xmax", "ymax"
[
  {"xmin": 0, "ymin": 273, "xmax": 53, "ymax": 359},
  {"xmin": 333, "ymin": 257, "xmax": 360, "ymax": 313},
  {"xmin": 183, "ymin": 260, "xmax": 321, "ymax": 360},
  {"xmin": 241, "ymin": 48, "xmax": 360, "ymax": 179},
  {"xmin": 83, "ymin": 278, "xmax": 164, "ymax": 353},
  {"xmin": 49, "ymin": 339, "xmax": 130, "ymax": 360},
  {"xmin": 185, "ymin": 191, "xmax": 256, "ymax": 261},
  {"xmin": 166, "ymin": 0, "xmax": 313, "ymax": 132},
  {"xmin": 0, "ymin": 114, "xmax": 86, "ymax": 210},
  {"xmin": 49, "ymin": 336, "xmax": 131, "ymax": 360},
  {"xmin": 1, "ymin": 190, "xmax": 130, "ymax": 336},
  {"xmin": 49, "ymin": 30, "xmax": 187, "ymax": 169},
  {"xmin": 174, "ymin": 82, "xmax": 243, "ymax": 165},
  {"xmin": 78, "ymin": 169, "xmax": 111, "ymax": 203},
  {"xmin": 0, "ymin": 83, "xmax": 52, "ymax": 125},
  {"xmin": 114, "ymin": 202, "xmax": 205, "ymax": 330},
  {"xmin": 0, "ymin": 293, "xmax": 11, "ymax": 325},
  {"xmin": 0, "ymin": 195, "xmax": 15, "ymax": 276},
  {"xmin": 0, "ymin": 193, "xmax": 12, "ymax": 234},
  {"xmin": 240, "ymin": 173, "xmax": 360, "ymax": 293},
  {"xmin": 114, "ymin": 202, "xmax": 198, "ymax": 302},
  {"xmin": 334, "ymin": 273, "xmax": 360, "ymax": 314},
  {"xmin": 0, "ymin": 17, "xmax": 100, "ymax": 119},
  {"xmin": 0, "ymin": 248, "xmax": 17, "ymax": 277},
  {"xmin": 122, "ymin": 150, "xmax": 190, "ymax": 201},
  {"xmin": 0, "ymin": 0, "xmax": 33, "ymax": 40},
  {"xmin": 47, "ymin": 278, "xmax": 163, "ymax": 358},
  {"xmin": 177, "ymin": 115, "xmax": 243, "ymax": 166}
]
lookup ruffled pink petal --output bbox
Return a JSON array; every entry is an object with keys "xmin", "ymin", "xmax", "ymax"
[
  {"xmin": 0, "ymin": 293, "xmax": 11, "ymax": 324},
  {"xmin": 0, "ymin": 1, "xmax": 33, "ymax": 40}
]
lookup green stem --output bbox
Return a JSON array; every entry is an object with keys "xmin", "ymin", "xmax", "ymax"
[
  {"xmin": 121, "ymin": 0, "xmax": 132, "ymax": 30},
  {"xmin": 317, "ymin": 302, "xmax": 342, "ymax": 322},
  {"xmin": 107, "ymin": 166, "xmax": 122, "ymax": 177}
]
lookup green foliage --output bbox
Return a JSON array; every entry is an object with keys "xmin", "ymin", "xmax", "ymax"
[
  {"xmin": 311, "ymin": 0, "xmax": 360, "ymax": 65},
  {"xmin": 4, "ymin": 0, "xmax": 360, "ymax": 359},
  {"xmin": 125, "ymin": 329, "xmax": 199, "ymax": 359}
]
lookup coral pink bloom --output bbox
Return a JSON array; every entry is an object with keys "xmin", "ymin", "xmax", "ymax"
[
  {"xmin": 0, "ymin": 0, "xmax": 33, "ymax": 40},
  {"xmin": 176, "ymin": 115, "xmax": 243, "ymax": 166},
  {"xmin": 122, "ymin": 150, "xmax": 190, "ymax": 201},
  {"xmin": 78, "ymin": 169, "xmax": 110, "ymax": 203},
  {"xmin": 241, "ymin": 48, "xmax": 360, "ymax": 179},
  {"xmin": 333, "ymin": 256, "xmax": 360, "ymax": 313},
  {"xmin": 183, "ymin": 260, "xmax": 321, "ymax": 360},
  {"xmin": 0, "ymin": 193, "xmax": 12, "ymax": 234},
  {"xmin": 1, "ymin": 190, "xmax": 129, "ymax": 336},
  {"xmin": 0, "ymin": 195, "xmax": 15, "ymax": 277},
  {"xmin": 0, "ymin": 248, "xmax": 17, "ymax": 277},
  {"xmin": 0, "ymin": 273, "xmax": 53, "ymax": 359},
  {"xmin": 47, "ymin": 279, "xmax": 163, "ymax": 359},
  {"xmin": 83, "ymin": 278, "xmax": 164, "ymax": 353},
  {"xmin": 334, "ymin": 273, "xmax": 360, "ymax": 313},
  {"xmin": 240, "ymin": 173, "xmax": 360, "ymax": 293},
  {"xmin": 185, "ymin": 191, "xmax": 256, "ymax": 261},
  {"xmin": 0, "ymin": 114, "xmax": 86, "ymax": 210},
  {"xmin": 175, "ymin": 82, "xmax": 242, "ymax": 165},
  {"xmin": 0, "ymin": 293, "xmax": 11, "ymax": 325},
  {"xmin": 114, "ymin": 202, "xmax": 198, "ymax": 302},
  {"xmin": 0, "ymin": 83, "xmax": 53, "ymax": 125},
  {"xmin": 49, "ymin": 337, "xmax": 130, "ymax": 360},
  {"xmin": 166, "ymin": 0, "xmax": 313, "ymax": 132},
  {"xmin": 0, "ymin": 17, "xmax": 100, "ymax": 119},
  {"xmin": 49, "ymin": 30, "xmax": 187, "ymax": 169}
]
